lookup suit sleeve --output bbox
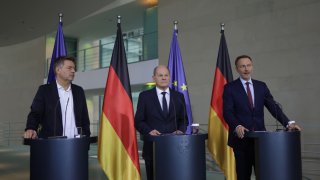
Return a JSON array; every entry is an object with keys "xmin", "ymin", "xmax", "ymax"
[
  {"xmin": 26, "ymin": 86, "xmax": 44, "ymax": 131},
  {"xmin": 134, "ymin": 93, "xmax": 152, "ymax": 135},
  {"xmin": 263, "ymin": 83, "xmax": 290, "ymax": 127},
  {"xmin": 223, "ymin": 84, "xmax": 239, "ymax": 132}
]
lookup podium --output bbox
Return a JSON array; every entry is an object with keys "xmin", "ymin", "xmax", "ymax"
[
  {"xmin": 145, "ymin": 133, "xmax": 208, "ymax": 180},
  {"xmin": 246, "ymin": 131, "xmax": 302, "ymax": 180},
  {"xmin": 24, "ymin": 137, "xmax": 97, "ymax": 180}
]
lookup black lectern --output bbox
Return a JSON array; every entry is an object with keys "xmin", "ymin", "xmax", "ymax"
[
  {"xmin": 246, "ymin": 131, "xmax": 302, "ymax": 180},
  {"xmin": 24, "ymin": 137, "xmax": 96, "ymax": 180},
  {"xmin": 145, "ymin": 134, "xmax": 208, "ymax": 180}
]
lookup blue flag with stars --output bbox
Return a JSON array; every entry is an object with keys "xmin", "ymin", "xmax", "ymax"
[
  {"xmin": 168, "ymin": 29, "xmax": 193, "ymax": 134},
  {"xmin": 47, "ymin": 21, "xmax": 67, "ymax": 84}
]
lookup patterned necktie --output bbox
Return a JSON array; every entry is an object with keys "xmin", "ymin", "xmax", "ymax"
[
  {"xmin": 246, "ymin": 82, "xmax": 254, "ymax": 109},
  {"xmin": 161, "ymin": 92, "xmax": 168, "ymax": 116}
]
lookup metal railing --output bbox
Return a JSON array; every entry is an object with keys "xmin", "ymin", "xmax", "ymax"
[{"xmin": 0, "ymin": 121, "xmax": 26, "ymax": 146}]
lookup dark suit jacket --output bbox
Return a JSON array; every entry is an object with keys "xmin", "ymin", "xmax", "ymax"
[
  {"xmin": 223, "ymin": 78, "xmax": 290, "ymax": 149},
  {"xmin": 134, "ymin": 87, "xmax": 188, "ymax": 160},
  {"xmin": 26, "ymin": 82, "xmax": 91, "ymax": 138}
]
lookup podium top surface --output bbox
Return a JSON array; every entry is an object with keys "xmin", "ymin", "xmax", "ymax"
[
  {"xmin": 143, "ymin": 133, "xmax": 208, "ymax": 142},
  {"xmin": 23, "ymin": 136, "xmax": 98, "ymax": 145},
  {"xmin": 245, "ymin": 130, "xmax": 300, "ymax": 138}
]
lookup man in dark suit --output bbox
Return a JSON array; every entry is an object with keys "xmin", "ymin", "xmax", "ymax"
[
  {"xmin": 223, "ymin": 55, "xmax": 301, "ymax": 180},
  {"xmin": 135, "ymin": 65, "xmax": 187, "ymax": 180},
  {"xmin": 24, "ymin": 56, "xmax": 90, "ymax": 139}
]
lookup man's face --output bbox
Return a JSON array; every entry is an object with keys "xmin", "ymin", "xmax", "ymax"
[
  {"xmin": 153, "ymin": 66, "xmax": 170, "ymax": 90},
  {"xmin": 56, "ymin": 60, "xmax": 75, "ymax": 82},
  {"xmin": 236, "ymin": 58, "xmax": 253, "ymax": 81}
]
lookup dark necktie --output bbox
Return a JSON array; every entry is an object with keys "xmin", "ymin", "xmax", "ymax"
[
  {"xmin": 161, "ymin": 92, "xmax": 168, "ymax": 116},
  {"xmin": 246, "ymin": 82, "xmax": 254, "ymax": 109}
]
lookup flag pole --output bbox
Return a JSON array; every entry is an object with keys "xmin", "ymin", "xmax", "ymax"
[
  {"xmin": 220, "ymin": 22, "xmax": 225, "ymax": 32},
  {"xmin": 59, "ymin": 13, "xmax": 63, "ymax": 23},
  {"xmin": 173, "ymin": 20, "xmax": 178, "ymax": 34},
  {"xmin": 117, "ymin": 15, "xmax": 121, "ymax": 24},
  {"xmin": 174, "ymin": 20, "xmax": 178, "ymax": 30}
]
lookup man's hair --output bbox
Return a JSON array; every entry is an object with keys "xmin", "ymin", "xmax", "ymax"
[
  {"xmin": 153, "ymin": 65, "xmax": 170, "ymax": 76},
  {"xmin": 54, "ymin": 56, "xmax": 76, "ymax": 74},
  {"xmin": 235, "ymin": 55, "xmax": 252, "ymax": 66}
]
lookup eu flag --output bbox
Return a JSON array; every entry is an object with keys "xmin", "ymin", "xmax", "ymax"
[
  {"xmin": 168, "ymin": 28, "xmax": 193, "ymax": 134},
  {"xmin": 47, "ymin": 18, "xmax": 67, "ymax": 84}
]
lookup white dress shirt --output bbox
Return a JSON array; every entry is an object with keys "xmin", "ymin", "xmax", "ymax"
[
  {"xmin": 156, "ymin": 87, "xmax": 170, "ymax": 110},
  {"xmin": 240, "ymin": 77, "xmax": 255, "ymax": 107},
  {"xmin": 57, "ymin": 81, "xmax": 77, "ymax": 138}
]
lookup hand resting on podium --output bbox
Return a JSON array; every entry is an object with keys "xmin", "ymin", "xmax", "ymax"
[
  {"xmin": 287, "ymin": 123, "xmax": 301, "ymax": 131},
  {"xmin": 235, "ymin": 122, "xmax": 301, "ymax": 139},
  {"xmin": 149, "ymin": 129, "xmax": 184, "ymax": 136},
  {"xmin": 24, "ymin": 129, "xmax": 38, "ymax": 139},
  {"xmin": 149, "ymin": 129, "xmax": 161, "ymax": 136}
]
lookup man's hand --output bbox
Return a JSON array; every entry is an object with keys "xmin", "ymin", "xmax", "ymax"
[
  {"xmin": 235, "ymin": 125, "xmax": 249, "ymax": 139},
  {"xmin": 287, "ymin": 123, "xmax": 301, "ymax": 131},
  {"xmin": 172, "ymin": 130, "xmax": 184, "ymax": 135},
  {"xmin": 149, "ymin": 129, "xmax": 161, "ymax": 136},
  {"xmin": 24, "ymin": 129, "xmax": 38, "ymax": 139}
]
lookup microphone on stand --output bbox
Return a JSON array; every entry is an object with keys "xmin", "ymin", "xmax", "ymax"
[
  {"xmin": 175, "ymin": 95, "xmax": 188, "ymax": 134},
  {"xmin": 264, "ymin": 97, "xmax": 285, "ymax": 131},
  {"xmin": 63, "ymin": 97, "xmax": 70, "ymax": 137},
  {"xmin": 170, "ymin": 96, "xmax": 178, "ymax": 135},
  {"xmin": 49, "ymin": 98, "xmax": 67, "ymax": 139}
]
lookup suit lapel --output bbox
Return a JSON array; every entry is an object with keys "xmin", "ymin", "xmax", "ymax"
[
  {"xmin": 151, "ymin": 88, "xmax": 164, "ymax": 118},
  {"xmin": 50, "ymin": 82, "xmax": 63, "ymax": 134},
  {"xmin": 252, "ymin": 79, "xmax": 262, "ymax": 111},
  {"xmin": 72, "ymin": 84, "xmax": 79, "ymax": 125}
]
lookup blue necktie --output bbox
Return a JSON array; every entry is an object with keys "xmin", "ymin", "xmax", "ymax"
[{"xmin": 161, "ymin": 92, "xmax": 168, "ymax": 116}]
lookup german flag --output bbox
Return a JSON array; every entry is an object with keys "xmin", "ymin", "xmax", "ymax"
[
  {"xmin": 98, "ymin": 19, "xmax": 141, "ymax": 180},
  {"xmin": 207, "ymin": 28, "xmax": 236, "ymax": 180}
]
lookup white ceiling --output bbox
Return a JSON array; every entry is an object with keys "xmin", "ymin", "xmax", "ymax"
[{"xmin": 0, "ymin": 0, "xmax": 145, "ymax": 47}]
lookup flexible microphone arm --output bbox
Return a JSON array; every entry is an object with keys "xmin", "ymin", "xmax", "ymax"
[
  {"xmin": 264, "ymin": 97, "xmax": 285, "ymax": 131},
  {"xmin": 63, "ymin": 97, "xmax": 70, "ymax": 136},
  {"xmin": 275, "ymin": 101, "xmax": 286, "ymax": 130},
  {"xmin": 170, "ymin": 96, "xmax": 178, "ymax": 134},
  {"xmin": 176, "ymin": 95, "xmax": 188, "ymax": 134}
]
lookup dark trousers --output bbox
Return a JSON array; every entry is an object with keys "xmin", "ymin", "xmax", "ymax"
[
  {"xmin": 234, "ymin": 140, "xmax": 256, "ymax": 180},
  {"xmin": 145, "ymin": 159, "xmax": 154, "ymax": 180}
]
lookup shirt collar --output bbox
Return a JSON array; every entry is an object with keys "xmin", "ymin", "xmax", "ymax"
[
  {"xmin": 56, "ymin": 81, "xmax": 71, "ymax": 92},
  {"xmin": 240, "ymin": 77, "xmax": 253, "ymax": 85},
  {"xmin": 156, "ymin": 87, "xmax": 170, "ymax": 95}
]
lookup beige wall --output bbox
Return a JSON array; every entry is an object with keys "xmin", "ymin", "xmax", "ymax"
[
  {"xmin": 0, "ymin": 37, "xmax": 45, "ymax": 144},
  {"xmin": 158, "ymin": 0, "xmax": 320, "ymax": 151}
]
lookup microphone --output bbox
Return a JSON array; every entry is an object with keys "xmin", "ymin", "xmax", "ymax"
[
  {"xmin": 179, "ymin": 97, "xmax": 188, "ymax": 134},
  {"xmin": 264, "ymin": 97, "xmax": 286, "ymax": 131},
  {"xmin": 170, "ymin": 96, "xmax": 178, "ymax": 134},
  {"xmin": 49, "ymin": 97, "xmax": 67, "ymax": 139},
  {"xmin": 63, "ymin": 97, "xmax": 70, "ymax": 136},
  {"xmin": 175, "ymin": 94, "xmax": 188, "ymax": 134}
]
